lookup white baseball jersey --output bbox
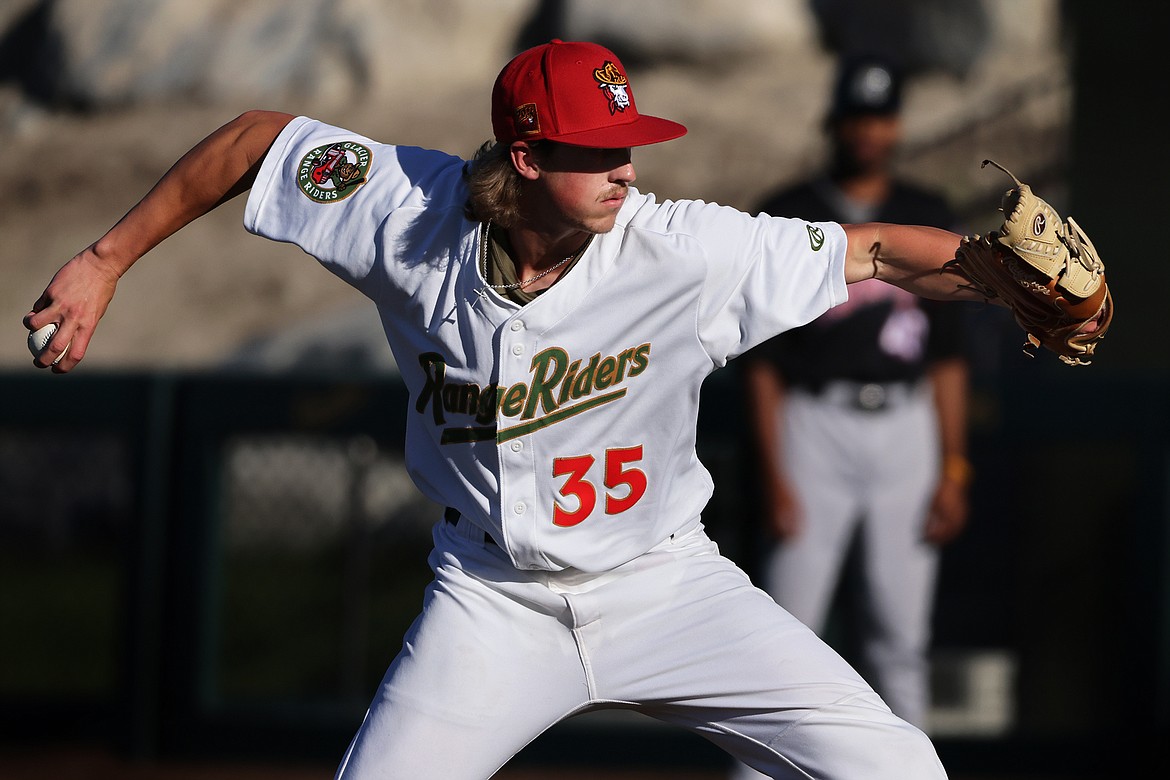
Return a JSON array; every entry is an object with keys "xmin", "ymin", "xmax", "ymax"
[{"xmin": 245, "ymin": 116, "xmax": 848, "ymax": 573}]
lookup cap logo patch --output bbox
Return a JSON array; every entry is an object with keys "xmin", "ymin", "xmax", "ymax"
[
  {"xmin": 297, "ymin": 141, "xmax": 371, "ymax": 203},
  {"xmin": 851, "ymin": 65, "xmax": 893, "ymax": 107},
  {"xmin": 515, "ymin": 102, "xmax": 540, "ymax": 136},
  {"xmin": 593, "ymin": 61, "xmax": 630, "ymax": 114}
]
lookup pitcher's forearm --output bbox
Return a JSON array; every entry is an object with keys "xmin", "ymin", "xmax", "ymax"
[
  {"xmin": 843, "ymin": 222, "xmax": 982, "ymax": 302},
  {"xmin": 90, "ymin": 110, "xmax": 295, "ymax": 277}
]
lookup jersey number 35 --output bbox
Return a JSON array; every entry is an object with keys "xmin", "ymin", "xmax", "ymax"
[{"xmin": 552, "ymin": 445, "xmax": 647, "ymax": 527}]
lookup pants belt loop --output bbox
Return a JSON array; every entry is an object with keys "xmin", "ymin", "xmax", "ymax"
[{"xmin": 444, "ymin": 507, "xmax": 497, "ymax": 547}]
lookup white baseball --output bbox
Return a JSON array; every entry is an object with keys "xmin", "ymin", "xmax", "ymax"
[{"xmin": 28, "ymin": 322, "xmax": 69, "ymax": 365}]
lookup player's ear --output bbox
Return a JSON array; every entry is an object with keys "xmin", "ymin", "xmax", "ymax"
[{"xmin": 509, "ymin": 141, "xmax": 543, "ymax": 180}]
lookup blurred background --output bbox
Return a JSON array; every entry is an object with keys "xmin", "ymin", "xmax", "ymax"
[{"xmin": 0, "ymin": 0, "xmax": 1165, "ymax": 778}]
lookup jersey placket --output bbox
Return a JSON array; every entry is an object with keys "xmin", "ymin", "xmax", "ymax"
[{"xmin": 496, "ymin": 313, "xmax": 544, "ymax": 569}]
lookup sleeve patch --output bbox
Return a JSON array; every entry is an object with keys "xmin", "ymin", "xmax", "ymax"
[{"xmin": 296, "ymin": 141, "xmax": 372, "ymax": 202}]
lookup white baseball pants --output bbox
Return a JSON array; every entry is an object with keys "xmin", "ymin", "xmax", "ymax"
[
  {"xmin": 766, "ymin": 385, "xmax": 941, "ymax": 727},
  {"xmin": 334, "ymin": 514, "xmax": 947, "ymax": 779}
]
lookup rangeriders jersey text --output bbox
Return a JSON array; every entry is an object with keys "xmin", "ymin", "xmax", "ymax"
[{"xmin": 417, "ymin": 343, "xmax": 651, "ymax": 444}]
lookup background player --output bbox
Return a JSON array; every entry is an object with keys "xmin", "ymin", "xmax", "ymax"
[
  {"xmin": 27, "ymin": 39, "xmax": 996, "ymax": 780},
  {"xmin": 730, "ymin": 54, "xmax": 973, "ymax": 780}
]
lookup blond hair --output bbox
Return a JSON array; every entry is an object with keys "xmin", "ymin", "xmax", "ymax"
[
  {"xmin": 464, "ymin": 140, "xmax": 555, "ymax": 227},
  {"xmin": 464, "ymin": 141, "xmax": 523, "ymax": 227}
]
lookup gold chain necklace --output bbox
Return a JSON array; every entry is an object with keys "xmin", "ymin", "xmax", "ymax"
[{"xmin": 476, "ymin": 221, "xmax": 587, "ymax": 299}]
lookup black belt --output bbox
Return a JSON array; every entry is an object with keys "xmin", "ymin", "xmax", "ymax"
[
  {"xmin": 806, "ymin": 380, "xmax": 920, "ymax": 412},
  {"xmin": 444, "ymin": 507, "xmax": 497, "ymax": 546}
]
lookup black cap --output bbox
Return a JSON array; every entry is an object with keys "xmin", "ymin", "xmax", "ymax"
[{"xmin": 828, "ymin": 56, "xmax": 902, "ymax": 120}]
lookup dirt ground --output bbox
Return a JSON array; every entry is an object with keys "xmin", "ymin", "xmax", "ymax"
[
  {"xmin": 0, "ymin": 745, "xmax": 1079, "ymax": 780},
  {"xmin": 0, "ymin": 745, "xmax": 724, "ymax": 780}
]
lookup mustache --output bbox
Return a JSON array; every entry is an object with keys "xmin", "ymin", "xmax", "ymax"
[{"xmin": 601, "ymin": 185, "xmax": 628, "ymax": 200}]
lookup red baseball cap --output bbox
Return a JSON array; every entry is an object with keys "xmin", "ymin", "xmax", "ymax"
[{"xmin": 491, "ymin": 39, "xmax": 687, "ymax": 148}]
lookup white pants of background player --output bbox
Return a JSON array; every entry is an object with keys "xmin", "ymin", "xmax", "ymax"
[
  {"xmin": 334, "ymin": 510, "xmax": 946, "ymax": 780},
  {"xmin": 731, "ymin": 383, "xmax": 941, "ymax": 780}
]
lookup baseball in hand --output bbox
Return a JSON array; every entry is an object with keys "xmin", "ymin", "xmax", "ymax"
[{"xmin": 28, "ymin": 322, "xmax": 69, "ymax": 365}]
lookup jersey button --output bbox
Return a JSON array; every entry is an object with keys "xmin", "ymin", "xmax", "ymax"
[
  {"xmin": 511, "ymin": 344, "xmax": 524, "ymax": 356},
  {"xmin": 513, "ymin": 502, "xmax": 526, "ymax": 515},
  {"xmin": 510, "ymin": 441, "xmax": 523, "ymax": 452},
  {"xmin": 510, "ymin": 320, "xmax": 524, "ymax": 332}
]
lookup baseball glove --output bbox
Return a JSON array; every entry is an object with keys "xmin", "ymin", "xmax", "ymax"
[{"xmin": 946, "ymin": 160, "xmax": 1112, "ymax": 366}]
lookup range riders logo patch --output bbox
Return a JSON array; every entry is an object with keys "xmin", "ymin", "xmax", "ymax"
[{"xmin": 297, "ymin": 141, "xmax": 371, "ymax": 202}]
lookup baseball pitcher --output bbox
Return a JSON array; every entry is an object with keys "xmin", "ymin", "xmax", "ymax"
[{"xmin": 25, "ymin": 39, "xmax": 1109, "ymax": 780}]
